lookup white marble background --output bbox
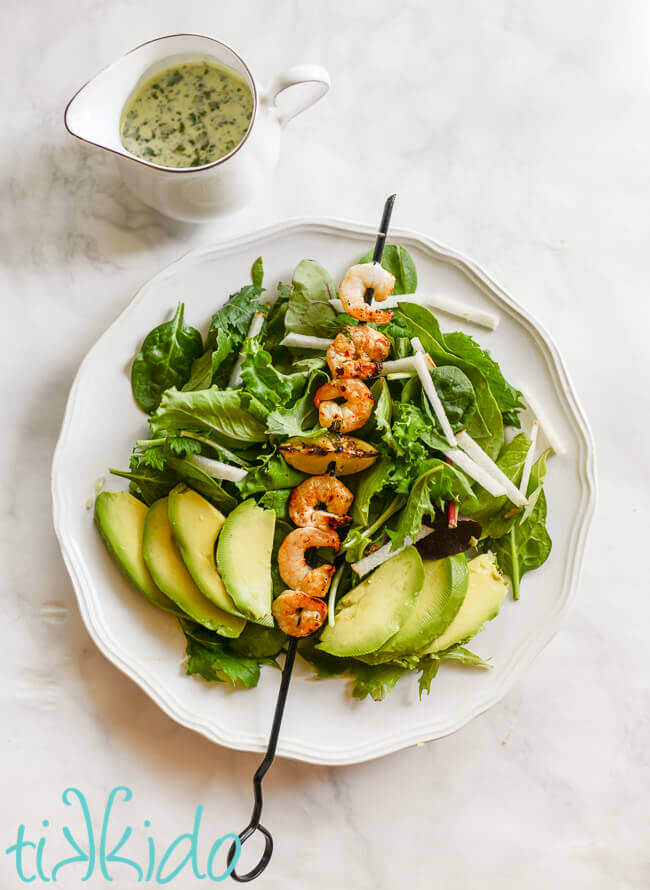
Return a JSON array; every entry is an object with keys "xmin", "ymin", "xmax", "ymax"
[{"xmin": 2, "ymin": 1, "xmax": 649, "ymax": 887}]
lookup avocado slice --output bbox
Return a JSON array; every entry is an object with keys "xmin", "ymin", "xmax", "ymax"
[
  {"xmin": 317, "ymin": 546, "xmax": 424, "ymax": 657},
  {"xmin": 216, "ymin": 499, "xmax": 274, "ymax": 627},
  {"xmin": 377, "ymin": 553, "xmax": 470, "ymax": 658},
  {"xmin": 142, "ymin": 498, "xmax": 245, "ymax": 638},
  {"xmin": 94, "ymin": 491, "xmax": 181, "ymax": 617},
  {"xmin": 422, "ymin": 552, "xmax": 508, "ymax": 654},
  {"xmin": 167, "ymin": 485, "xmax": 245, "ymax": 622}
]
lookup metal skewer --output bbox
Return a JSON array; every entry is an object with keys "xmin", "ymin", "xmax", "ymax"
[{"xmin": 228, "ymin": 195, "xmax": 397, "ymax": 882}]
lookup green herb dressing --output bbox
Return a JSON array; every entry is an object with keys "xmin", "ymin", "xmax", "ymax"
[{"xmin": 121, "ymin": 61, "xmax": 253, "ymax": 168}]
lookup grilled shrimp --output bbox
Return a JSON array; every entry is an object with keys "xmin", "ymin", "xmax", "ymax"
[
  {"xmin": 327, "ymin": 325, "xmax": 391, "ymax": 379},
  {"xmin": 339, "ymin": 263, "xmax": 395, "ymax": 323},
  {"xmin": 314, "ymin": 378, "xmax": 374, "ymax": 433},
  {"xmin": 272, "ymin": 590, "xmax": 328, "ymax": 637},
  {"xmin": 289, "ymin": 475, "xmax": 354, "ymax": 531},
  {"xmin": 277, "ymin": 527, "xmax": 340, "ymax": 597}
]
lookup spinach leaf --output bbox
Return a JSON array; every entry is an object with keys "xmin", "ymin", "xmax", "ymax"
[
  {"xmin": 131, "ymin": 303, "xmax": 203, "ymax": 414},
  {"xmin": 491, "ymin": 449, "xmax": 552, "ymax": 598},
  {"xmin": 265, "ymin": 370, "xmax": 328, "ymax": 438},
  {"xmin": 236, "ymin": 453, "xmax": 307, "ymax": 497},
  {"xmin": 394, "ymin": 303, "xmax": 503, "ymax": 457},
  {"xmin": 429, "ymin": 366, "xmax": 477, "ymax": 431},
  {"xmin": 251, "ymin": 256, "xmax": 264, "ymax": 288},
  {"xmin": 206, "ymin": 284, "xmax": 263, "ymax": 348},
  {"xmin": 150, "ymin": 387, "xmax": 267, "ymax": 446},
  {"xmin": 181, "ymin": 620, "xmax": 279, "ymax": 688},
  {"xmin": 285, "ymin": 259, "xmax": 338, "ymax": 336},
  {"xmin": 359, "ymin": 244, "xmax": 417, "ymax": 295},
  {"xmin": 389, "ymin": 459, "xmax": 478, "ymax": 549},
  {"xmin": 444, "ymin": 331, "xmax": 524, "ymax": 428}
]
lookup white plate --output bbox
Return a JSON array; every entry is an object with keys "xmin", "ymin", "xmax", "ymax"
[{"xmin": 51, "ymin": 219, "xmax": 596, "ymax": 765}]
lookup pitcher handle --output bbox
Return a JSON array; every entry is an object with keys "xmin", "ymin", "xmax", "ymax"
[{"xmin": 262, "ymin": 64, "xmax": 330, "ymax": 126}]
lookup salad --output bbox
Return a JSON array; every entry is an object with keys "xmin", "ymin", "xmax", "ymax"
[{"xmin": 95, "ymin": 245, "xmax": 554, "ymax": 701}]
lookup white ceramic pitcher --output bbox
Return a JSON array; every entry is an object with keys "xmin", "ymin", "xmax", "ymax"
[{"xmin": 65, "ymin": 34, "xmax": 330, "ymax": 222}]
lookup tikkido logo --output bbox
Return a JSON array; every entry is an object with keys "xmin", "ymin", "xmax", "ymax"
[{"xmin": 5, "ymin": 787, "xmax": 241, "ymax": 884}]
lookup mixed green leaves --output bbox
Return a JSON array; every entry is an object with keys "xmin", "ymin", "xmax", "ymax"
[{"xmin": 114, "ymin": 245, "xmax": 552, "ymax": 696}]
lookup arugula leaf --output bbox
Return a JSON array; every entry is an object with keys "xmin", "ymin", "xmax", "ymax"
[
  {"xmin": 181, "ymin": 620, "xmax": 278, "ymax": 688},
  {"xmin": 348, "ymin": 660, "xmax": 410, "ymax": 701},
  {"xmin": 417, "ymin": 645, "xmax": 491, "ymax": 697},
  {"xmin": 265, "ymin": 370, "xmax": 327, "ymax": 438},
  {"xmin": 131, "ymin": 303, "xmax": 203, "ymax": 414},
  {"xmin": 491, "ymin": 449, "xmax": 552, "ymax": 598},
  {"xmin": 236, "ymin": 453, "xmax": 307, "ymax": 497},
  {"xmin": 394, "ymin": 304, "xmax": 504, "ymax": 457},
  {"xmin": 359, "ymin": 244, "xmax": 417, "ymax": 295},
  {"xmin": 258, "ymin": 489, "xmax": 292, "ymax": 521},
  {"xmin": 110, "ymin": 464, "xmax": 177, "ymax": 505},
  {"xmin": 389, "ymin": 459, "xmax": 478, "ymax": 549},
  {"xmin": 444, "ymin": 331, "xmax": 524, "ymax": 428},
  {"xmin": 150, "ymin": 387, "xmax": 267, "ymax": 446},
  {"xmin": 251, "ymin": 256, "xmax": 264, "ymax": 288},
  {"xmin": 206, "ymin": 285, "xmax": 263, "ymax": 348},
  {"xmin": 285, "ymin": 260, "xmax": 338, "ymax": 336}
]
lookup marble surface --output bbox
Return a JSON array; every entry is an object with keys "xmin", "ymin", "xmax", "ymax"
[{"xmin": 2, "ymin": 1, "xmax": 649, "ymax": 887}]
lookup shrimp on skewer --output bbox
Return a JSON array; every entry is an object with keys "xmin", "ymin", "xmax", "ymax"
[
  {"xmin": 278, "ymin": 527, "xmax": 339, "ymax": 597},
  {"xmin": 327, "ymin": 325, "xmax": 391, "ymax": 379},
  {"xmin": 339, "ymin": 263, "xmax": 395, "ymax": 323},
  {"xmin": 314, "ymin": 378, "xmax": 374, "ymax": 434},
  {"xmin": 289, "ymin": 475, "xmax": 354, "ymax": 531},
  {"xmin": 272, "ymin": 590, "xmax": 328, "ymax": 637}
]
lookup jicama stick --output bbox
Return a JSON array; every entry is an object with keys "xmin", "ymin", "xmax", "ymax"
[
  {"xmin": 443, "ymin": 448, "xmax": 508, "ymax": 498},
  {"xmin": 330, "ymin": 295, "xmax": 499, "ymax": 330},
  {"xmin": 280, "ymin": 332, "xmax": 331, "ymax": 351},
  {"xmin": 519, "ymin": 420, "xmax": 540, "ymax": 497},
  {"xmin": 189, "ymin": 454, "xmax": 248, "ymax": 483},
  {"xmin": 413, "ymin": 349, "xmax": 457, "ymax": 447},
  {"xmin": 351, "ymin": 526, "xmax": 433, "ymax": 577},
  {"xmin": 519, "ymin": 386, "xmax": 566, "ymax": 456},
  {"xmin": 455, "ymin": 430, "xmax": 527, "ymax": 506}
]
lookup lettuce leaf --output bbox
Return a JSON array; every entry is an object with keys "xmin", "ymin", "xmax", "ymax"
[
  {"xmin": 265, "ymin": 370, "xmax": 327, "ymax": 438},
  {"xmin": 150, "ymin": 387, "xmax": 267, "ymax": 446},
  {"xmin": 236, "ymin": 453, "xmax": 306, "ymax": 497},
  {"xmin": 240, "ymin": 339, "xmax": 307, "ymax": 409}
]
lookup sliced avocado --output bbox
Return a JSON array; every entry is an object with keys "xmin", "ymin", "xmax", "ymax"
[
  {"xmin": 317, "ymin": 547, "xmax": 424, "ymax": 657},
  {"xmin": 94, "ymin": 491, "xmax": 181, "ymax": 617},
  {"xmin": 422, "ymin": 552, "xmax": 508, "ymax": 654},
  {"xmin": 216, "ymin": 499, "xmax": 274, "ymax": 627},
  {"xmin": 168, "ymin": 485, "xmax": 245, "ymax": 621},
  {"xmin": 377, "ymin": 553, "xmax": 470, "ymax": 657},
  {"xmin": 143, "ymin": 498, "xmax": 245, "ymax": 638}
]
